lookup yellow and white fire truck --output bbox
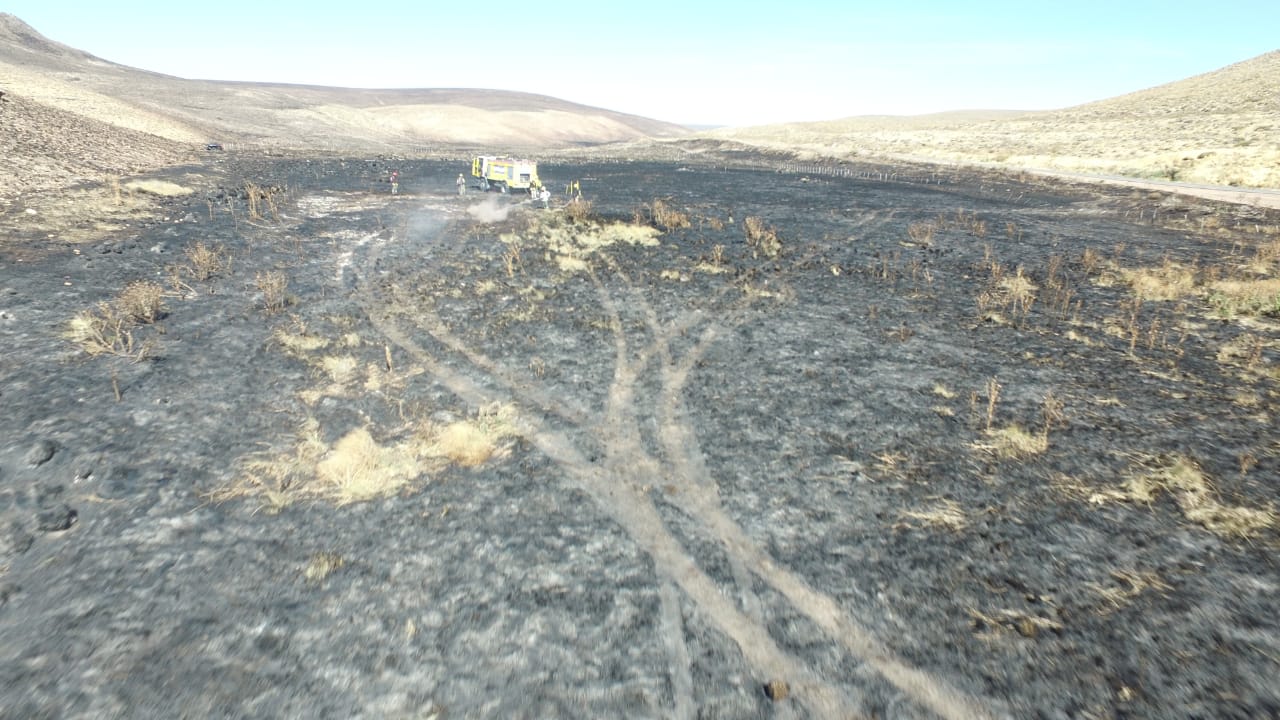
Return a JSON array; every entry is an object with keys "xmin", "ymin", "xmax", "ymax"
[{"xmin": 471, "ymin": 156, "xmax": 540, "ymax": 194}]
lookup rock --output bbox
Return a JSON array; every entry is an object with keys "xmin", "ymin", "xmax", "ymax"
[
  {"xmin": 763, "ymin": 679, "xmax": 790, "ymax": 701},
  {"xmin": 0, "ymin": 582, "xmax": 17, "ymax": 607},
  {"xmin": 35, "ymin": 504, "xmax": 77, "ymax": 532},
  {"xmin": 24, "ymin": 439, "xmax": 57, "ymax": 467},
  {"xmin": 3, "ymin": 521, "xmax": 34, "ymax": 556}
]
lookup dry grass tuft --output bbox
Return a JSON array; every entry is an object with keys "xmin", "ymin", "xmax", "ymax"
[
  {"xmin": 898, "ymin": 498, "xmax": 968, "ymax": 531},
  {"xmin": 123, "ymin": 179, "xmax": 192, "ymax": 197},
  {"xmin": 1122, "ymin": 260, "xmax": 1198, "ymax": 301},
  {"xmin": 115, "ymin": 280, "xmax": 166, "ymax": 324},
  {"xmin": 183, "ymin": 241, "xmax": 231, "ymax": 282},
  {"xmin": 316, "ymin": 427, "xmax": 421, "ymax": 504},
  {"xmin": 1116, "ymin": 455, "xmax": 1276, "ymax": 538},
  {"xmin": 744, "ymin": 216, "xmax": 782, "ymax": 259},
  {"xmin": 304, "ymin": 552, "xmax": 344, "ymax": 583},
  {"xmin": 66, "ymin": 303, "xmax": 152, "ymax": 360},
  {"xmin": 65, "ymin": 281, "xmax": 167, "ymax": 360},
  {"xmin": 256, "ymin": 271, "xmax": 289, "ymax": 313},
  {"xmin": 646, "ymin": 199, "xmax": 692, "ymax": 230},
  {"xmin": 906, "ymin": 221, "xmax": 935, "ymax": 246},
  {"xmin": 563, "ymin": 198, "xmax": 595, "ymax": 224},
  {"xmin": 428, "ymin": 402, "xmax": 518, "ymax": 467},
  {"xmin": 976, "ymin": 424, "xmax": 1048, "ymax": 459}
]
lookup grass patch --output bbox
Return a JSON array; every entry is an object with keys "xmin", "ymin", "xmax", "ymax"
[
  {"xmin": 320, "ymin": 355, "xmax": 360, "ymax": 384},
  {"xmin": 428, "ymin": 402, "xmax": 518, "ymax": 467},
  {"xmin": 1122, "ymin": 260, "xmax": 1198, "ymax": 301},
  {"xmin": 122, "ymin": 179, "xmax": 193, "ymax": 197},
  {"xmin": 898, "ymin": 498, "xmax": 967, "ymax": 531},
  {"xmin": 1107, "ymin": 455, "xmax": 1277, "ymax": 538},
  {"xmin": 218, "ymin": 403, "xmax": 519, "ymax": 509},
  {"xmin": 1207, "ymin": 277, "xmax": 1280, "ymax": 317},
  {"xmin": 975, "ymin": 424, "xmax": 1048, "ymax": 459},
  {"xmin": 644, "ymin": 198, "xmax": 691, "ymax": 230},
  {"xmin": 514, "ymin": 216, "xmax": 661, "ymax": 275},
  {"xmin": 315, "ymin": 427, "xmax": 421, "ymax": 504}
]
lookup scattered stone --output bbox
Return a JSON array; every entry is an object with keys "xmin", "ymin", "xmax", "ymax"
[
  {"xmin": 763, "ymin": 679, "xmax": 790, "ymax": 701},
  {"xmin": 24, "ymin": 439, "xmax": 57, "ymax": 467},
  {"xmin": 35, "ymin": 504, "xmax": 76, "ymax": 532},
  {"xmin": 0, "ymin": 582, "xmax": 17, "ymax": 608},
  {"xmin": 3, "ymin": 521, "xmax": 34, "ymax": 556}
]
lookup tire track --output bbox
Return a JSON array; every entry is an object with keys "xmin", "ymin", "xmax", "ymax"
[{"xmin": 356, "ymin": 216, "xmax": 1007, "ymax": 719}]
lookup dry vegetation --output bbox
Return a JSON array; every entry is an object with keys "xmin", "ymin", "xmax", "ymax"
[
  {"xmin": 710, "ymin": 51, "xmax": 1280, "ymax": 189},
  {"xmin": 65, "ymin": 281, "xmax": 166, "ymax": 361}
]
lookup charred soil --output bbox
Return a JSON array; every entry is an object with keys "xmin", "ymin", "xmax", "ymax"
[{"xmin": 1, "ymin": 152, "xmax": 1278, "ymax": 719}]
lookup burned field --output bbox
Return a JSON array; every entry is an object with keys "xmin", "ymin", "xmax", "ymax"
[{"xmin": 1, "ymin": 154, "xmax": 1278, "ymax": 719}]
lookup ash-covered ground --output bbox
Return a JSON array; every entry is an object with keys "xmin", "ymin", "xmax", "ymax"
[{"xmin": 1, "ymin": 153, "xmax": 1278, "ymax": 719}]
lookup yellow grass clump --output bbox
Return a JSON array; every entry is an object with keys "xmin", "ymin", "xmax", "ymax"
[
  {"xmin": 975, "ymin": 424, "xmax": 1048, "ymax": 459},
  {"xmin": 1119, "ymin": 455, "xmax": 1275, "ymax": 538},
  {"xmin": 899, "ymin": 499, "xmax": 968, "ymax": 531},
  {"xmin": 316, "ymin": 427, "xmax": 421, "ymax": 505},
  {"xmin": 428, "ymin": 403, "xmax": 518, "ymax": 467},
  {"xmin": 123, "ymin": 179, "xmax": 193, "ymax": 197},
  {"xmin": 1122, "ymin": 261, "xmax": 1198, "ymax": 301}
]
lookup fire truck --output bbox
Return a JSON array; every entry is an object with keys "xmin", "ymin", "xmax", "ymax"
[{"xmin": 471, "ymin": 156, "xmax": 540, "ymax": 194}]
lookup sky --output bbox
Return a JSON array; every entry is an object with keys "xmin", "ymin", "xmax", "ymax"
[{"xmin": 4, "ymin": 1, "xmax": 1278, "ymax": 127}]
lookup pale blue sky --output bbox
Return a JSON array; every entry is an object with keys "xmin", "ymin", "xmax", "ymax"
[{"xmin": 5, "ymin": 1, "xmax": 1277, "ymax": 126}]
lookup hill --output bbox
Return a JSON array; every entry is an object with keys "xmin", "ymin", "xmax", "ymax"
[
  {"xmin": 0, "ymin": 13, "xmax": 687, "ymax": 200},
  {"xmin": 710, "ymin": 51, "xmax": 1280, "ymax": 189}
]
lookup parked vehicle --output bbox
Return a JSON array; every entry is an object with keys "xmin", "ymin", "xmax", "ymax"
[{"xmin": 471, "ymin": 156, "xmax": 538, "ymax": 194}]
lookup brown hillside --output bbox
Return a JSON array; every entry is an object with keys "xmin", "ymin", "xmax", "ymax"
[
  {"xmin": 0, "ymin": 14, "xmax": 687, "ymax": 171},
  {"xmin": 0, "ymin": 92, "xmax": 194, "ymax": 202},
  {"xmin": 711, "ymin": 51, "xmax": 1280, "ymax": 189}
]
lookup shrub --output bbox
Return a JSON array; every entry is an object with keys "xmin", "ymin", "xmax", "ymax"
[
  {"xmin": 648, "ymin": 199, "xmax": 691, "ymax": 230},
  {"xmin": 116, "ymin": 280, "xmax": 165, "ymax": 324},
  {"xmin": 65, "ymin": 302, "xmax": 152, "ymax": 360},
  {"xmin": 743, "ymin": 216, "xmax": 782, "ymax": 259},
  {"xmin": 256, "ymin": 271, "xmax": 289, "ymax": 314},
  {"xmin": 907, "ymin": 221, "xmax": 935, "ymax": 245},
  {"xmin": 563, "ymin": 198, "xmax": 595, "ymax": 224},
  {"xmin": 184, "ymin": 241, "xmax": 230, "ymax": 281}
]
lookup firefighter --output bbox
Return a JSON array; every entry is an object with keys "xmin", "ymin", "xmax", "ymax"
[
  {"xmin": 457, "ymin": 173, "xmax": 466, "ymax": 195},
  {"xmin": 389, "ymin": 170, "xmax": 400, "ymax": 195}
]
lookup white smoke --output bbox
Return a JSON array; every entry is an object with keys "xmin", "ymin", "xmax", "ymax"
[{"xmin": 466, "ymin": 196, "xmax": 514, "ymax": 224}]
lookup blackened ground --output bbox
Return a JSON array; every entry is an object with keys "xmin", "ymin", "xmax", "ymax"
[{"xmin": 0, "ymin": 153, "xmax": 1277, "ymax": 719}]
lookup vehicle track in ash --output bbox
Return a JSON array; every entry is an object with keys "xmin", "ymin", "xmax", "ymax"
[{"xmin": 353, "ymin": 201, "xmax": 1007, "ymax": 720}]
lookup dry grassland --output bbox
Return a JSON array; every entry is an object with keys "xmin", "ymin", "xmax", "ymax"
[{"xmin": 711, "ymin": 51, "xmax": 1280, "ymax": 189}]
